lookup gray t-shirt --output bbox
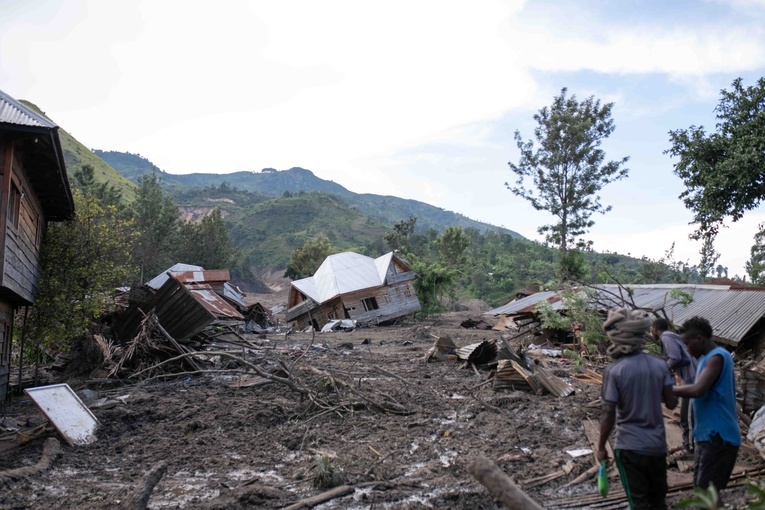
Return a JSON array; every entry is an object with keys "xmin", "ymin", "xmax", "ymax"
[
  {"xmin": 660, "ymin": 330, "xmax": 697, "ymax": 384},
  {"xmin": 602, "ymin": 351, "xmax": 674, "ymax": 456}
]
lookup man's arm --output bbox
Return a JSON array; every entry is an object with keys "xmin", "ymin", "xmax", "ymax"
[
  {"xmin": 662, "ymin": 337, "xmax": 683, "ymax": 372},
  {"xmin": 596, "ymin": 403, "xmax": 616, "ymax": 462},
  {"xmin": 674, "ymin": 354, "xmax": 723, "ymax": 398},
  {"xmin": 663, "ymin": 384, "xmax": 678, "ymax": 410}
]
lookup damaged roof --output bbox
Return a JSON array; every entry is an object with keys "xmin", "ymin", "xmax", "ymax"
[
  {"xmin": 292, "ymin": 251, "xmax": 408, "ymax": 304},
  {"xmin": 485, "ymin": 284, "xmax": 765, "ymax": 346}
]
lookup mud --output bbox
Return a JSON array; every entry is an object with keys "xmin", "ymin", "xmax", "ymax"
[{"xmin": 0, "ymin": 312, "xmax": 762, "ymax": 509}]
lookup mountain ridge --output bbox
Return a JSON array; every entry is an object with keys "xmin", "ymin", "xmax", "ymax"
[{"xmin": 95, "ymin": 150, "xmax": 522, "ymax": 238}]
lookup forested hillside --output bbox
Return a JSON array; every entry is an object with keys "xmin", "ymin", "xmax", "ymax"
[{"xmin": 96, "ymin": 151, "xmax": 520, "ymax": 237}]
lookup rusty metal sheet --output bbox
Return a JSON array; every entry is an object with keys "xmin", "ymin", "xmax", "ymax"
[
  {"xmin": 171, "ymin": 269, "xmax": 231, "ymax": 284},
  {"xmin": 186, "ymin": 283, "xmax": 244, "ymax": 319},
  {"xmin": 25, "ymin": 384, "xmax": 99, "ymax": 446}
]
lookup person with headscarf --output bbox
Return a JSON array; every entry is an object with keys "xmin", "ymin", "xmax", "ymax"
[{"xmin": 597, "ymin": 307, "xmax": 677, "ymax": 510}]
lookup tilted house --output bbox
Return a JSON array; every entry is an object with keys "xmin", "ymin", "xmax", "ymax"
[
  {"xmin": 286, "ymin": 251, "xmax": 421, "ymax": 330},
  {"xmin": 0, "ymin": 90, "xmax": 74, "ymax": 397}
]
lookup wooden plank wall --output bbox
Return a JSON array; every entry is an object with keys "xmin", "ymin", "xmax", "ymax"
[
  {"xmin": 342, "ymin": 282, "xmax": 421, "ymax": 324},
  {"xmin": 0, "ymin": 302, "xmax": 14, "ymax": 400},
  {"xmin": 1, "ymin": 150, "xmax": 44, "ymax": 304}
]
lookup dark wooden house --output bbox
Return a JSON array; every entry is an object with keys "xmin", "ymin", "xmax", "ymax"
[
  {"xmin": 0, "ymin": 90, "xmax": 74, "ymax": 397},
  {"xmin": 286, "ymin": 251, "xmax": 420, "ymax": 330}
]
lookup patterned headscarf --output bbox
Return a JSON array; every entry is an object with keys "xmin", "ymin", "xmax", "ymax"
[{"xmin": 603, "ymin": 307, "xmax": 651, "ymax": 359}]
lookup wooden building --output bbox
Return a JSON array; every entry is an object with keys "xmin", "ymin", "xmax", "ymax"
[
  {"xmin": 286, "ymin": 251, "xmax": 421, "ymax": 330},
  {"xmin": 0, "ymin": 90, "xmax": 74, "ymax": 398}
]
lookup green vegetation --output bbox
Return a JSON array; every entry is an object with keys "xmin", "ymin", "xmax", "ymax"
[
  {"xmin": 30, "ymin": 187, "xmax": 137, "ymax": 352},
  {"xmin": 508, "ymin": 88, "xmax": 629, "ymax": 272},
  {"xmin": 284, "ymin": 234, "xmax": 336, "ymax": 280}
]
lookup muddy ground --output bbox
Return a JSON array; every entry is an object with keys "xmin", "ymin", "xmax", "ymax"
[{"xmin": 0, "ymin": 310, "xmax": 763, "ymax": 509}]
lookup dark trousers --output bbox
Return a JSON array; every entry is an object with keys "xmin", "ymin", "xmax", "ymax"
[
  {"xmin": 680, "ymin": 396, "xmax": 692, "ymax": 450},
  {"xmin": 615, "ymin": 449, "xmax": 668, "ymax": 510},
  {"xmin": 694, "ymin": 435, "xmax": 739, "ymax": 491}
]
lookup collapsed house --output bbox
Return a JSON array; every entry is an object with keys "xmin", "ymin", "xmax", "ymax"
[
  {"xmin": 486, "ymin": 284, "xmax": 765, "ymax": 349},
  {"xmin": 487, "ymin": 284, "xmax": 765, "ymax": 410},
  {"xmin": 286, "ymin": 251, "xmax": 421, "ymax": 331},
  {"xmin": 0, "ymin": 90, "xmax": 74, "ymax": 398},
  {"xmin": 117, "ymin": 263, "xmax": 272, "ymax": 343}
]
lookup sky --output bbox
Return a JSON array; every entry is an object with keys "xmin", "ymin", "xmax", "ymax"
[{"xmin": 3, "ymin": 0, "xmax": 765, "ymax": 278}]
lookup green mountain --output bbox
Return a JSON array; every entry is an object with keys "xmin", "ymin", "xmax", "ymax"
[
  {"xmin": 20, "ymin": 103, "xmax": 138, "ymax": 203},
  {"xmin": 95, "ymin": 151, "xmax": 521, "ymax": 237}
]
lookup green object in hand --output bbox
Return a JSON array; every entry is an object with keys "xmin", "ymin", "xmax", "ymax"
[{"xmin": 598, "ymin": 460, "xmax": 609, "ymax": 497}]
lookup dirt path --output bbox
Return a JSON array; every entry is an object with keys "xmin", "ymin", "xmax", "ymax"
[{"xmin": 0, "ymin": 313, "xmax": 761, "ymax": 509}]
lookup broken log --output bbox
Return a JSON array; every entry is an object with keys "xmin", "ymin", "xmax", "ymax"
[
  {"xmin": 468, "ymin": 454, "xmax": 543, "ymax": 510},
  {"xmin": 282, "ymin": 485, "xmax": 354, "ymax": 510},
  {"xmin": 117, "ymin": 460, "xmax": 168, "ymax": 510},
  {"xmin": 0, "ymin": 437, "xmax": 61, "ymax": 483},
  {"xmin": 563, "ymin": 463, "xmax": 600, "ymax": 488}
]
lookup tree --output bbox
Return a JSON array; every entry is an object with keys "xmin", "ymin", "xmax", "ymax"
[
  {"xmin": 434, "ymin": 226, "xmax": 470, "ymax": 267},
  {"xmin": 667, "ymin": 77, "xmax": 765, "ymax": 240},
  {"xmin": 30, "ymin": 189, "xmax": 137, "ymax": 350},
  {"xmin": 698, "ymin": 235, "xmax": 720, "ymax": 279},
  {"xmin": 132, "ymin": 173, "xmax": 180, "ymax": 282},
  {"xmin": 507, "ymin": 88, "xmax": 629, "ymax": 258},
  {"xmin": 284, "ymin": 234, "xmax": 335, "ymax": 280},
  {"xmin": 384, "ymin": 216, "xmax": 417, "ymax": 255},
  {"xmin": 746, "ymin": 224, "xmax": 765, "ymax": 285},
  {"xmin": 177, "ymin": 208, "xmax": 238, "ymax": 270},
  {"xmin": 72, "ymin": 164, "xmax": 123, "ymax": 207}
]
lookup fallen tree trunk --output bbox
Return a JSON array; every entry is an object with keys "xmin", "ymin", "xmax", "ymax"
[
  {"xmin": 0, "ymin": 437, "xmax": 61, "ymax": 483},
  {"xmin": 117, "ymin": 460, "xmax": 168, "ymax": 510},
  {"xmin": 282, "ymin": 485, "xmax": 354, "ymax": 510},
  {"xmin": 468, "ymin": 454, "xmax": 543, "ymax": 510}
]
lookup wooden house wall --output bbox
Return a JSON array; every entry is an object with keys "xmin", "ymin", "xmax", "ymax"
[
  {"xmin": 0, "ymin": 145, "xmax": 45, "ymax": 305},
  {"xmin": 341, "ymin": 281, "xmax": 420, "ymax": 324},
  {"xmin": 292, "ymin": 297, "xmax": 344, "ymax": 330}
]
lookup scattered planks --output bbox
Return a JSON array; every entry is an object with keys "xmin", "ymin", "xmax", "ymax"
[{"xmin": 571, "ymin": 369, "xmax": 603, "ymax": 385}]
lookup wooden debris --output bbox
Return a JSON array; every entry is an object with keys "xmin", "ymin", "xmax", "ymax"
[
  {"xmin": 117, "ymin": 460, "xmax": 168, "ymax": 510},
  {"xmin": 571, "ymin": 368, "xmax": 603, "ymax": 385},
  {"xmin": 468, "ymin": 454, "xmax": 544, "ymax": 510},
  {"xmin": 282, "ymin": 485, "xmax": 354, "ymax": 510},
  {"xmin": 0, "ymin": 438, "xmax": 61, "ymax": 483}
]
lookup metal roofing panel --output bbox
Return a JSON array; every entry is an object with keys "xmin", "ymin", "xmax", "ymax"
[
  {"xmin": 489, "ymin": 284, "xmax": 765, "ymax": 345},
  {"xmin": 484, "ymin": 291, "xmax": 558, "ymax": 316},
  {"xmin": 375, "ymin": 252, "xmax": 394, "ymax": 283},
  {"xmin": 221, "ymin": 282, "xmax": 247, "ymax": 309},
  {"xmin": 0, "ymin": 89, "xmax": 56, "ymax": 128},
  {"xmin": 171, "ymin": 269, "xmax": 231, "ymax": 284},
  {"xmin": 146, "ymin": 263, "xmax": 204, "ymax": 290},
  {"xmin": 292, "ymin": 278, "xmax": 319, "ymax": 303},
  {"xmin": 312, "ymin": 252, "xmax": 384, "ymax": 303},
  {"xmin": 186, "ymin": 284, "xmax": 244, "ymax": 319}
]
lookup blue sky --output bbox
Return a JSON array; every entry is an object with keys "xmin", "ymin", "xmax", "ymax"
[{"xmin": 3, "ymin": 0, "xmax": 765, "ymax": 276}]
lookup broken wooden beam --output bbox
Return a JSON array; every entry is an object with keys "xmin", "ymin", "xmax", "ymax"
[
  {"xmin": 117, "ymin": 460, "xmax": 168, "ymax": 510},
  {"xmin": 282, "ymin": 485, "xmax": 354, "ymax": 510},
  {"xmin": 468, "ymin": 454, "xmax": 544, "ymax": 510}
]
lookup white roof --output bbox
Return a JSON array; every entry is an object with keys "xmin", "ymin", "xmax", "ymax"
[
  {"xmin": 292, "ymin": 251, "xmax": 398, "ymax": 304},
  {"xmin": 146, "ymin": 263, "xmax": 204, "ymax": 290}
]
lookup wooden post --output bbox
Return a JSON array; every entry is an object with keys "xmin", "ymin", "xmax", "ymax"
[{"xmin": 468, "ymin": 454, "xmax": 544, "ymax": 510}]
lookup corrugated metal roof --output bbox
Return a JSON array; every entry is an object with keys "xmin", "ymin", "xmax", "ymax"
[
  {"xmin": 146, "ymin": 263, "xmax": 204, "ymax": 290},
  {"xmin": 0, "ymin": 89, "xmax": 56, "ymax": 128},
  {"xmin": 292, "ymin": 251, "xmax": 404, "ymax": 304},
  {"xmin": 484, "ymin": 291, "xmax": 558, "ymax": 316},
  {"xmin": 486, "ymin": 284, "xmax": 765, "ymax": 346},
  {"xmin": 171, "ymin": 269, "xmax": 231, "ymax": 284},
  {"xmin": 186, "ymin": 284, "xmax": 244, "ymax": 319}
]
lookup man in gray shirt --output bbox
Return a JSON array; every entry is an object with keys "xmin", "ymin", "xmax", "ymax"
[
  {"xmin": 598, "ymin": 308, "xmax": 677, "ymax": 510},
  {"xmin": 652, "ymin": 318, "xmax": 697, "ymax": 455}
]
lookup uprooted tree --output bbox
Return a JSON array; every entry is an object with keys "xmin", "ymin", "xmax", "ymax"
[{"xmin": 507, "ymin": 88, "xmax": 630, "ymax": 278}]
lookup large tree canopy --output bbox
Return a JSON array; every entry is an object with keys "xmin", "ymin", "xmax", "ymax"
[
  {"xmin": 507, "ymin": 88, "xmax": 629, "ymax": 256},
  {"xmin": 667, "ymin": 77, "xmax": 765, "ymax": 239}
]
